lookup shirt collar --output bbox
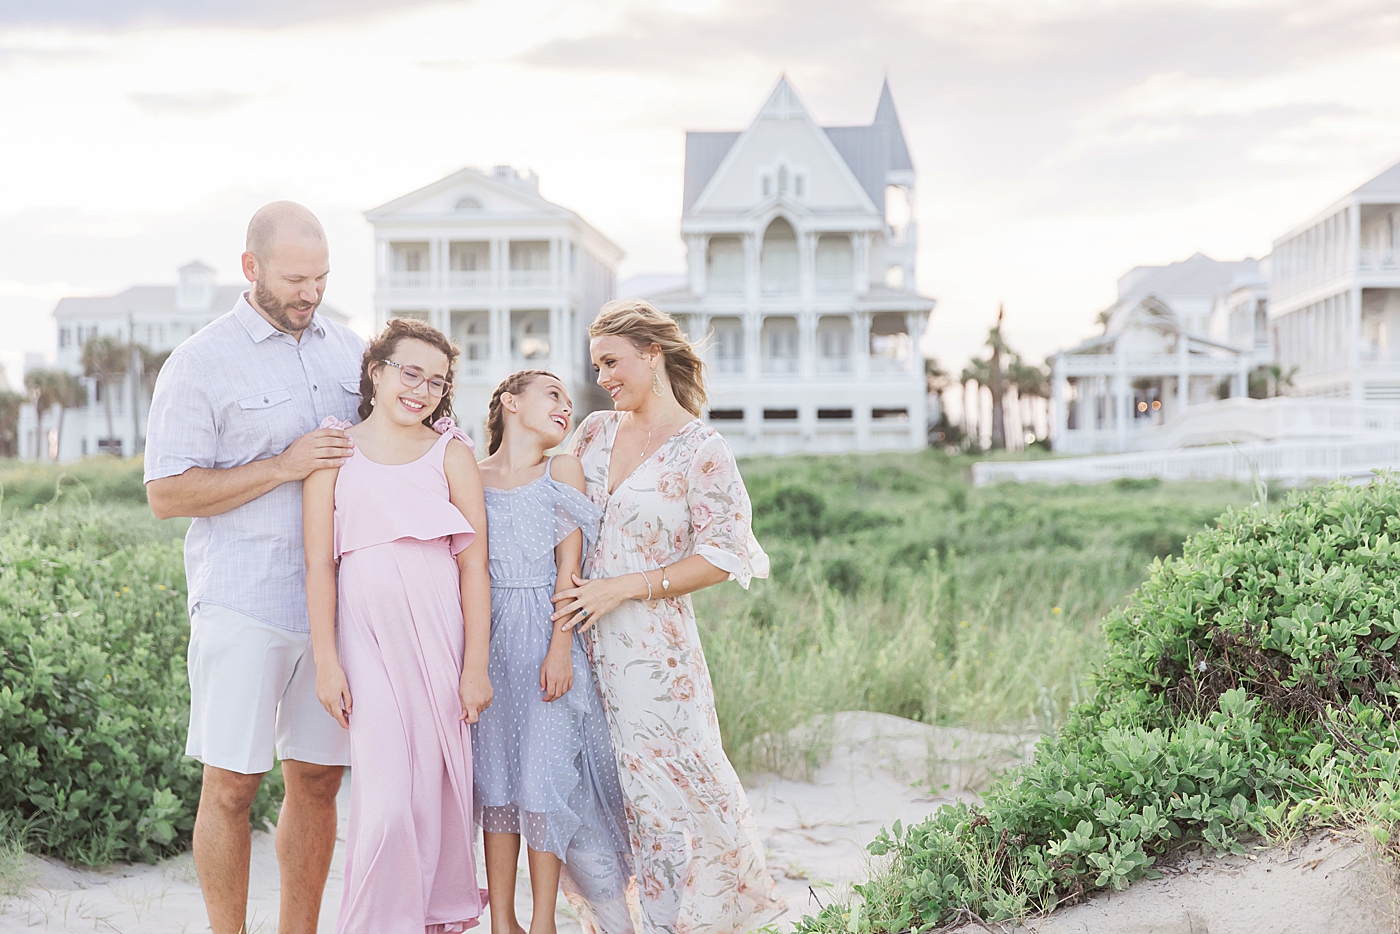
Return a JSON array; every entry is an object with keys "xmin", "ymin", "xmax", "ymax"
[{"xmin": 234, "ymin": 291, "xmax": 327, "ymax": 343}]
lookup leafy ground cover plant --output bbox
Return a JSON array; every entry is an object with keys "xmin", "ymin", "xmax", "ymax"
[
  {"xmin": 0, "ymin": 505, "xmax": 282, "ymax": 864},
  {"xmin": 791, "ymin": 476, "xmax": 1400, "ymax": 932},
  {"xmin": 0, "ymin": 457, "xmax": 149, "ymax": 512}
]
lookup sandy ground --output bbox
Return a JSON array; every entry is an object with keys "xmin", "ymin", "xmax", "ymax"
[
  {"xmin": 0, "ymin": 712, "xmax": 1016, "ymax": 934},
  {"xmin": 2, "ymin": 712, "xmax": 1394, "ymax": 934},
  {"xmin": 1014, "ymin": 831, "xmax": 1398, "ymax": 934}
]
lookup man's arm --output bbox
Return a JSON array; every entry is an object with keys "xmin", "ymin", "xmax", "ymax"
[{"xmin": 147, "ymin": 428, "xmax": 354, "ymax": 519}]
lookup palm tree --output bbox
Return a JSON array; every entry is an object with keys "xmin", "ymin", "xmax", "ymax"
[
  {"xmin": 136, "ymin": 346, "xmax": 171, "ymax": 452},
  {"xmin": 0, "ymin": 389, "xmax": 22, "ymax": 458},
  {"xmin": 52, "ymin": 372, "xmax": 86, "ymax": 458},
  {"xmin": 1008, "ymin": 355, "xmax": 1051, "ymax": 441},
  {"xmin": 81, "ymin": 335, "xmax": 130, "ymax": 453},
  {"xmin": 24, "ymin": 368, "xmax": 61, "ymax": 460}
]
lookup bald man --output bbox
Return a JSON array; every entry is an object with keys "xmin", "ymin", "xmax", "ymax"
[{"xmin": 145, "ymin": 202, "xmax": 364, "ymax": 934}]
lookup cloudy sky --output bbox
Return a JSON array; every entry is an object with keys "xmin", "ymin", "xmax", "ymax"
[{"xmin": 3, "ymin": 0, "xmax": 1400, "ymax": 388}]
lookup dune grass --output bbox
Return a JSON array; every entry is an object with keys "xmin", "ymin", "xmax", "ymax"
[{"xmin": 697, "ymin": 451, "xmax": 1255, "ymax": 774}]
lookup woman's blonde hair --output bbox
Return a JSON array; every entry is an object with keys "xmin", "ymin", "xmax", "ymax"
[{"xmin": 588, "ymin": 300, "xmax": 707, "ymax": 417}]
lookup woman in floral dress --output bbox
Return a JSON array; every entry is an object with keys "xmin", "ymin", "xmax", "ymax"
[{"xmin": 551, "ymin": 300, "xmax": 784, "ymax": 934}]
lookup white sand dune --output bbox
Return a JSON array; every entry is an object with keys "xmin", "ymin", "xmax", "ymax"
[{"xmin": 2, "ymin": 713, "xmax": 1394, "ymax": 934}]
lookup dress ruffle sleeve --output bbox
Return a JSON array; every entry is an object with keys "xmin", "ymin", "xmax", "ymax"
[
  {"xmin": 544, "ymin": 473, "xmax": 603, "ymax": 556},
  {"xmin": 321, "ymin": 415, "xmax": 353, "ymax": 431},
  {"xmin": 684, "ymin": 431, "xmax": 770, "ymax": 589}
]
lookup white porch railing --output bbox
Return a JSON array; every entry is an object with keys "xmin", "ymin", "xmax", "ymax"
[
  {"xmin": 1359, "ymin": 248, "xmax": 1400, "ymax": 273},
  {"xmin": 974, "ymin": 440, "xmax": 1400, "ymax": 486},
  {"xmin": 815, "ymin": 356, "xmax": 853, "ymax": 376},
  {"xmin": 508, "ymin": 270, "xmax": 553, "ymax": 289},
  {"xmin": 1062, "ymin": 353, "xmax": 1247, "ymax": 376},
  {"xmin": 445, "ymin": 271, "xmax": 491, "ymax": 290},
  {"xmin": 1058, "ymin": 398, "xmax": 1400, "ymax": 454},
  {"xmin": 385, "ymin": 271, "xmax": 432, "ymax": 290},
  {"xmin": 761, "ymin": 356, "xmax": 800, "ymax": 377}
]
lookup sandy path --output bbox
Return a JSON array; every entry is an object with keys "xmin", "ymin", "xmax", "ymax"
[{"xmin": 0, "ymin": 712, "xmax": 1006, "ymax": 934}]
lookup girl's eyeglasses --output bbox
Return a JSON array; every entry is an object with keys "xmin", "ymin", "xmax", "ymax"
[{"xmin": 382, "ymin": 360, "xmax": 451, "ymax": 398}]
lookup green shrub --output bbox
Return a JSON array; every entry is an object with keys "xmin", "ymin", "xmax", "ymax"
[
  {"xmin": 0, "ymin": 506, "xmax": 281, "ymax": 865},
  {"xmin": 794, "ymin": 477, "xmax": 1400, "ymax": 931}
]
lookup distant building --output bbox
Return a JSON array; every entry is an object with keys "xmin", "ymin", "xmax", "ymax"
[
  {"xmin": 1270, "ymin": 160, "xmax": 1400, "ymax": 401},
  {"xmin": 645, "ymin": 77, "xmax": 936, "ymax": 455},
  {"xmin": 365, "ymin": 165, "xmax": 623, "ymax": 447},
  {"xmin": 1050, "ymin": 254, "xmax": 1262, "ymax": 454},
  {"xmin": 18, "ymin": 262, "xmax": 349, "ymax": 461}
]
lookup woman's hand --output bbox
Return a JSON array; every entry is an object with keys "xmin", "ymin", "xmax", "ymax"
[
  {"xmin": 540, "ymin": 642, "xmax": 574, "ymax": 702},
  {"xmin": 459, "ymin": 667, "xmax": 493, "ymax": 724},
  {"xmin": 551, "ymin": 572, "xmax": 640, "ymax": 633},
  {"xmin": 316, "ymin": 659, "xmax": 353, "ymax": 730}
]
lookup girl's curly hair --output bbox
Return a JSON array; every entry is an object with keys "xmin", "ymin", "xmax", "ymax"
[{"xmin": 358, "ymin": 317, "xmax": 459, "ymax": 426}]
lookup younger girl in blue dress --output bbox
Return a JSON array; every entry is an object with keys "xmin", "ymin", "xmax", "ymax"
[{"xmin": 473, "ymin": 369, "xmax": 633, "ymax": 934}]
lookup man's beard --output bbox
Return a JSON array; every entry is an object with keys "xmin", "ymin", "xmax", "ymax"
[{"xmin": 253, "ymin": 278, "xmax": 319, "ymax": 333}]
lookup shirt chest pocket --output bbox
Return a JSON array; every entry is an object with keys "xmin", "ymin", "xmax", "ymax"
[
  {"xmin": 337, "ymin": 379, "xmax": 363, "ymax": 422},
  {"xmin": 234, "ymin": 389, "xmax": 298, "ymax": 457}
]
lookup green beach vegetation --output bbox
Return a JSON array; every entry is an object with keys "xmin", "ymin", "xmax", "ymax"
[
  {"xmin": 791, "ymin": 476, "xmax": 1400, "ymax": 932},
  {"xmin": 0, "ymin": 453, "xmax": 1252, "ymax": 876}
]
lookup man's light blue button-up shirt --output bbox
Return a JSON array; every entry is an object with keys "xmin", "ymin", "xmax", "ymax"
[{"xmin": 144, "ymin": 293, "xmax": 365, "ymax": 631}]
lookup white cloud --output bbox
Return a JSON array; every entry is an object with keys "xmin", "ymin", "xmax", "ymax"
[{"xmin": 0, "ymin": 0, "xmax": 1398, "ymax": 381}]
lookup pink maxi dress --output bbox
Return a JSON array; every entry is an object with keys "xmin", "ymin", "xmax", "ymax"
[{"xmin": 328, "ymin": 416, "xmax": 486, "ymax": 934}]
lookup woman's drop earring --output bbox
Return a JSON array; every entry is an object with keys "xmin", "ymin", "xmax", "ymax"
[
  {"xmin": 652, "ymin": 367, "xmax": 663, "ymax": 397},
  {"xmin": 370, "ymin": 396, "xmax": 376, "ymax": 407}
]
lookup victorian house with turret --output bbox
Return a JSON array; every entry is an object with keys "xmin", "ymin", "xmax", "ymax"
[{"xmin": 643, "ymin": 78, "xmax": 936, "ymax": 455}]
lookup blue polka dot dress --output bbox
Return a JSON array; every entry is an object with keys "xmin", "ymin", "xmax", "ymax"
[{"xmin": 473, "ymin": 458, "xmax": 634, "ymax": 932}]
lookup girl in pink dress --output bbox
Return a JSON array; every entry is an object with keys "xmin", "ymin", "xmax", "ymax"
[{"xmin": 303, "ymin": 317, "xmax": 493, "ymax": 934}]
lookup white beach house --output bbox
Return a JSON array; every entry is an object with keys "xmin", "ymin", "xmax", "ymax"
[
  {"xmin": 19, "ymin": 262, "xmax": 350, "ymax": 462},
  {"xmin": 365, "ymin": 165, "xmax": 623, "ymax": 447}
]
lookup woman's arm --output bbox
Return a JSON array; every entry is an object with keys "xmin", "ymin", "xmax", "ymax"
[
  {"xmin": 551, "ymin": 555, "xmax": 729, "ymax": 631},
  {"xmin": 445, "ymin": 438, "xmax": 493, "ymax": 723},
  {"xmin": 303, "ymin": 466, "xmax": 351, "ymax": 729}
]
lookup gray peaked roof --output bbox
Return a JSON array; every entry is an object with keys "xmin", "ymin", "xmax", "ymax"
[
  {"xmin": 1357, "ymin": 158, "xmax": 1400, "ymax": 196},
  {"xmin": 682, "ymin": 78, "xmax": 914, "ymax": 214}
]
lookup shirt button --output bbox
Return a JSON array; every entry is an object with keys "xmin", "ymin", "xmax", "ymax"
[{"xmin": 314, "ymin": 385, "xmax": 319, "ymax": 391}]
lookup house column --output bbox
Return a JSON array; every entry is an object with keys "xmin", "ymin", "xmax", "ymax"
[
  {"xmin": 687, "ymin": 235, "xmax": 708, "ymax": 296},
  {"xmin": 491, "ymin": 239, "xmax": 506, "ymax": 290},
  {"xmin": 743, "ymin": 231, "xmax": 761, "ymax": 305},
  {"xmin": 854, "ymin": 312, "xmax": 871, "ymax": 380},
  {"xmin": 743, "ymin": 312, "xmax": 762, "ymax": 441},
  {"xmin": 492, "ymin": 305, "xmax": 510, "ymax": 379},
  {"xmin": 798, "ymin": 312, "xmax": 816, "ymax": 380},
  {"xmin": 853, "ymin": 232, "xmax": 872, "ymax": 295},
  {"xmin": 1050, "ymin": 357, "xmax": 1067, "ymax": 448},
  {"xmin": 550, "ymin": 238, "xmax": 561, "ymax": 290},
  {"xmin": 1350, "ymin": 202, "xmax": 1364, "ymax": 401},
  {"xmin": 799, "ymin": 230, "xmax": 817, "ymax": 305},
  {"xmin": 1113, "ymin": 369, "xmax": 1129, "ymax": 451},
  {"xmin": 1176, "ymin": 335, "xmax": 1190, "ymax": 415}
]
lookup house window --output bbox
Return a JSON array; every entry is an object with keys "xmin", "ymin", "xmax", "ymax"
[
  {"xmin": 818, "ymin": 408, "xmax": 853, "ymax": 420},
  {"xmin": 511, "ymin": 309, "xmax": 550, "ymax": 361},
  {"xmin": 455, "ymin": 196, "xmax": 483, "ymax": 212},
  {"xmin": 709, "ymin": 316, "xmax": 744, "ymax": 375},
  {"xmin": 708, "ymin": 409, "xmax": 744, "ymax": 421},
  {"xmin": 763, "ymin": 408, "xmax": 798, "ymax": 420},
  {"xmin": 872, "ymin": 407, "xmax": 909, "ymax": 420},
  {"xmin": 760, "ymin": 218, "xmax": 799, "ymax": 294},
  {"xmin": 59, "ymin": 327, "xmax": 70, "ymax": 348},
  {"xmin": 706, "ymin": 237, "xmax": 745, "ymax": 293}
]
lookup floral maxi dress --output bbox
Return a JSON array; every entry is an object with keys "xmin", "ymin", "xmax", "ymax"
[{"xmin": 569, "ymin": 412, "xmax": 785, "ymax": 934}]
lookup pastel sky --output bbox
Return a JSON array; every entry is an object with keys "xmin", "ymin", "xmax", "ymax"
[{"xmin": 3, "ymin": 0, "xmax": 1400, "ymax": 390}]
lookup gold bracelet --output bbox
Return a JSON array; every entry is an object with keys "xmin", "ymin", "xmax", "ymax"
[{"xmin": 639, "ymin": 570, "xmax": 653, "ymax": 602}]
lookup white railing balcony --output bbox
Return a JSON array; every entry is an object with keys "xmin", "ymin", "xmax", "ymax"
[
  {"xmin": 508, "ymin": 269, "xmax": 553, "ymax": 289},
  {"xmin": 1360, "ymin": 248, "xmax": 1400, "ymax": 273},
  {"xmin": 815, "ymin": 356, "xmax": 854, "ymax": 376},
  {"xmin": 869, "ymin": 355, "xmax": 911, "ymax": 378},
  {"xmin": 761, "ymin": 278, "xmax": 799, "ymax": 296},
  {"xmin": 458, "ymin": 357, "xmax": 490, "ymax": 379},
  {"xmin": 708, "ymin": 276, "xmax": 745, "ymax": 295},
  {"xmin": 445, "ymin": 271, "xmax": 491, "ymax": 290},
  {"xmin": 761, "ymin": 356, "xmax": 800, "ymax": 377},
  {"xmin": 816, "ymin": 274, "xmax": 853, "ymax": 293},
  {"xmin": 386, "ymin": 271, "xmax": 433, "ymax": 290},
  {"xmin": 712, "ymin": 357, "xmax": 745, "ymax": 378}
]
